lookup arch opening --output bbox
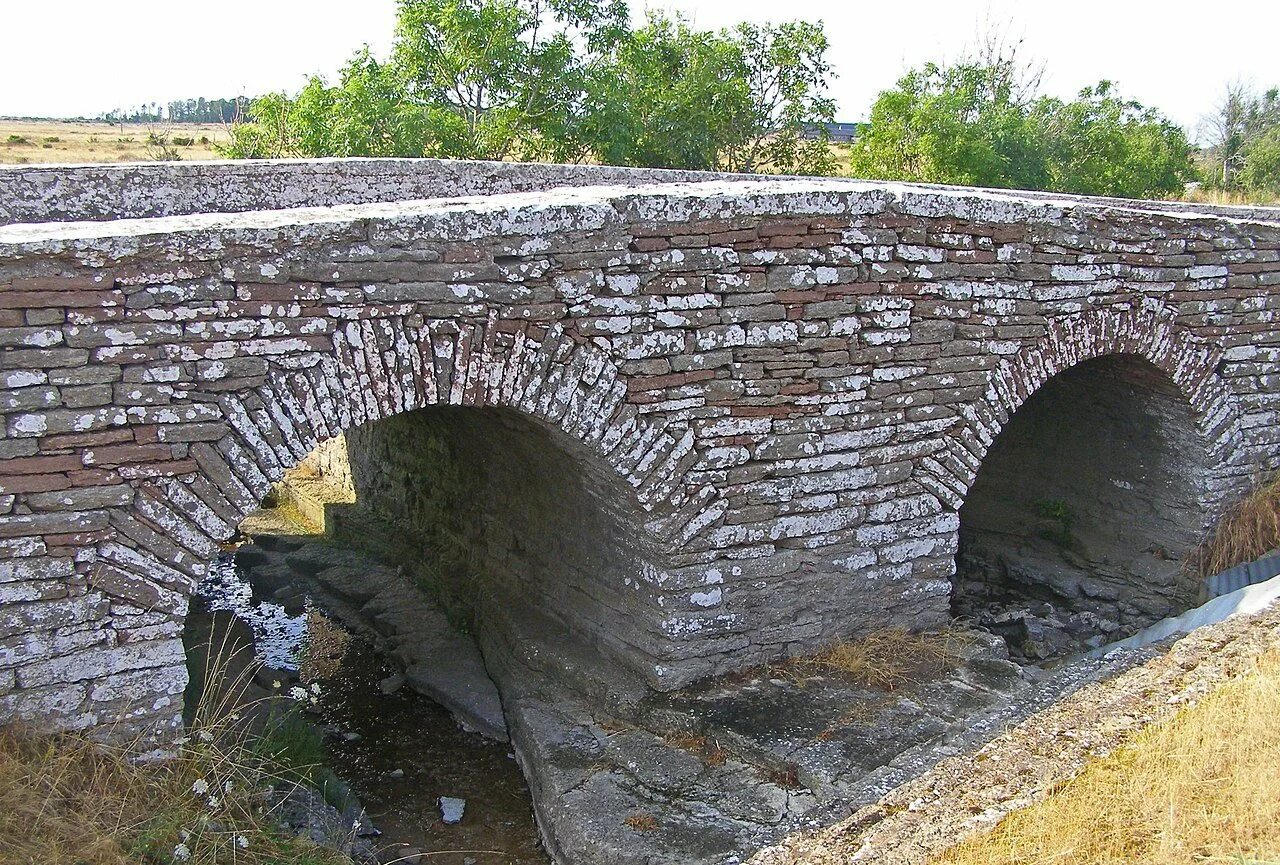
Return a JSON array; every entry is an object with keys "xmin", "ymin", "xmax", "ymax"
[
  {"xmin": 183, "ymin": 403, "xmax": 670, "ymax": 862},
  {"xmin": 953, "ymin": 354, "xmax": 1209, "ymax": 661},
  {"xmin": 331, "ymin": 404, "xmax": 666, "ymax": 675}
]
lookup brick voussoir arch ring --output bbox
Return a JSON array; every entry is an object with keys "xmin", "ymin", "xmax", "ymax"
[
  {"xmin": 918, "ymin": 304, "xmax": 1244, "ymax": 513},
  {"xmin": 92, "ymin": 313, "xmax": 718, "ymax": 621}
]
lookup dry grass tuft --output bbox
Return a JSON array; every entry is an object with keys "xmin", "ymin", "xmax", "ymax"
[
  {"xmin": 663, "ymin": 732, "xmax": 728, "ymax": 767},
  {"xmin": 0, "ymin": 639, "xmax": 344, "ymax": 865},
  {"xmin": 1188, "ymin": 471, "xmax": 1280, "ymax": 579},
  {"xmin": 932, "ymin": 650, "xmax": 1280, "ymax": 865},
  {"xmin": 794, "ymin": 627, "xmax": 967, "ymax": 691},
  {"xmin": 623, "ymin": 813, "xmax": 659, "ymax": 832}
]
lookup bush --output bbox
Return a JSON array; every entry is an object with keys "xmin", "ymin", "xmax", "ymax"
[{"xmin": 1239, "ymin": 128, "xmax": 1280, "ymax": 197}]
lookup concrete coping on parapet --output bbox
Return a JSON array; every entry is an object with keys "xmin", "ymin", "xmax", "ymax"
[{"xmin": 2, "ymin": 176, "xmax": 1279, "ymax": 264}]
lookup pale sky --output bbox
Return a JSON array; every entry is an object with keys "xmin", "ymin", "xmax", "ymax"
[{"xmin": 3, "ymin": 1, "xmax": 1278, "ymax": 141}]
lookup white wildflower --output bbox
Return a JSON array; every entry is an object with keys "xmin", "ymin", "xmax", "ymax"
[
  {"xmin": 289, "ymin": 686, "xmax": 308, "ymax": 701},
  {"xmin": 173, "ymin": 843, "xmax": 191, "ymax": 861},
  {"xmin": 191, "ymin": 779, "xmax": 209, "ymax": 796},
  {"xmin": 207, "ymin": 795, "xmax": 220, "ymax": 809},
  {"xmin": 236, "ymin": 835, "xmax": 249, "ymax": 849},
  {"xmin": 272, "ymin": 679, "xmax": 282, "ymax": 689},
  {"xmin": 197, "ymin": 730, "xmax": 214, "ymax": 742},
  {"xmin": 223, "ymin": 779, "xmax": 234, "ymax": 793},
  {"xmin": 309, "ymin": 682, "xmax": 321, "ymax": 695}
]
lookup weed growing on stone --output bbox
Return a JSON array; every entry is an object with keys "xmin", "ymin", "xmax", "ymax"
[
  {"xmin": 794, "ymin": 627, "xmax": 967, "ymax": 691},
  {"xmin": 624, "ymin": 813, "xmax": 659, "ymax": 832},
  {"xmin": 1188, "ymin": 469, "xmax": 1280, "ymax": 579},
  {"xmin": 662, "ymin": 732, "xmax": 728, "ymax": 766},
  {"xmin": 1034, "ymin": 498, "xmax": 1077, "ymax": 548}
]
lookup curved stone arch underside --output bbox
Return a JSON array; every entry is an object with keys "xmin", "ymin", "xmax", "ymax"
[
  {"xmin": 91, "ymin": 314, "xmax": 721, "ymax": 618},
  {"xmin": 919, "ymin": 304, "xmax": 1245, "ymax": 519}
]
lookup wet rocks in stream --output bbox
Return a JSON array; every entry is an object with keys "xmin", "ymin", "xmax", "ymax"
[{"xmin": 188, "ymin": 539, "xmax": 548, "ymax": 865}]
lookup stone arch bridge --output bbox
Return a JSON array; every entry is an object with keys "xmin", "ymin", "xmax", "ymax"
[{"xmin": 1, "ymin": 159, "xmax": 1278, "ymax": 739}]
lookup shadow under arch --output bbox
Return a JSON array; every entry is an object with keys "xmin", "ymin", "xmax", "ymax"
[
  {"xmin": 953, "ymin": 352, "xmax": 1212, "ymax": 655},
  {"xmin": 323, "ymin": 401, "xmax": 672, "ymax": 687}
]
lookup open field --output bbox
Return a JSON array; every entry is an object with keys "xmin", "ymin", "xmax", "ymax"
[{"xmin": 0, "ymin": 119, "xmax": 230, "ymax": 165}]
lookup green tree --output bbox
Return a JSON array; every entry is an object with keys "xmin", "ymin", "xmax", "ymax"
[
  {"xmin": 1032, "ymin": 82, "xmax": 1195, "ymax": 199},
  {"xmin": 222, "ymin": 0, "xmax": 626, "ymax": 161},
  {"xmin": 221, "ymin": 0, "xmax": 837, "ymax": 174},
  {"xmin": 1239, "ymin": 126, "xmax": 1280, "ymax": 196},
  {"xmin": 847, "ymin": 59, "xmax": 1194, "ymax": 199},
  {"xmin": 1202, "ymin": 84, "xmax": 1280, "ymax": 194},
  {"xmin": 578, "ymin": 15, "xmax": 752, "ymax": 170},
  {"xmin": 578, "ymin": 15, "xmax": 836, "ymax": 173},
  {"xmin": 845, "ymin": 60, "xmax": 1048, "ymax": 189},
  {"xmin": 723, "ymin": 21, "xmax": 837, "ymax": 174}
]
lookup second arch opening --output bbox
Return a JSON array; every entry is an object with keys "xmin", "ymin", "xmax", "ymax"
[{"xmin": 953, "ymin": 354, "xmax": 1210, "ymax": 660}]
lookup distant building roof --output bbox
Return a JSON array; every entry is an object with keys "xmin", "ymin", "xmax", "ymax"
[{"xmin": 802, "ymin": 121, "xmax": 862, "ymax": 143}]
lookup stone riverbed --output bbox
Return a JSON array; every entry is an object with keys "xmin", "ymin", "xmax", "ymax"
[{"xmin": 181, "ymin": 521, "xmax": 1106, "ymax": 865}]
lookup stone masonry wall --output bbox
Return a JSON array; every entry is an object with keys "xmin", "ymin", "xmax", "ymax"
[
  {"xmin": 0, "ymin": 158, "xmax": 751, "ymax": 225},
  {"xmin": 0, "ymin": 173, "xmax": 1279, "ymax": 739},
  {"xmin": 10, "ymin": 158, "xmax": 1280, "ymax": 227}
]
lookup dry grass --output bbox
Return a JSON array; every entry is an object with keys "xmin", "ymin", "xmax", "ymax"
[
  {"xmin": 0, "ymin": 723, "xmax": 346, "ymax": 865},
  {"xmin": 1179, "ymin": 186, "xmax": 1280, "ymax": 207},
  {"xmin": 623, "ymin": 813, "xmax": 659, "ymax": 832},
  {"xmin": 1187, "ymin": 471, "xmax": 1280, "ymax": 580},
  {"xmin": 791, "ymin": 627, "xmax": 967, "ymax": 691},
  {"xmin": 932, "ymin": 649, "xmax": 1280, "ymax": 865},
  {"xmin": 0, "ymin": 640, "xmax": 344, "ymax": 865},
  {"xmin": 662, "ymin": 732, "xmax": 728, "ymax": 767},
  {"xmin": 0, "ymin": 119, "xmax": 229, "ymax": 165}
]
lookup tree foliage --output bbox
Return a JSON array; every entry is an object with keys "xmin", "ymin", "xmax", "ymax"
[
  {"xmin": 220, "ymin": 0, "xmax": 836, "ymax": 174},
  {"xmin": 577, "ymin": 15, "xmax": 751, "ymax": 170},
  {"xmin": 1202, "ymin": 83, "xmax": 1280, "ymax": 195},
  {"xmin": 846, "ymin": 56, "xmax": 1196, "ymax": 199},
  {"xmin": 1238, "ymin": 127, "xmax": 1280, "ymax": 195}
]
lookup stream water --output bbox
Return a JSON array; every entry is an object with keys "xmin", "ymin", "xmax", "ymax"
[{"xmin": 189, "ymin": 549, "xmax": 550, "ymax": 865}]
